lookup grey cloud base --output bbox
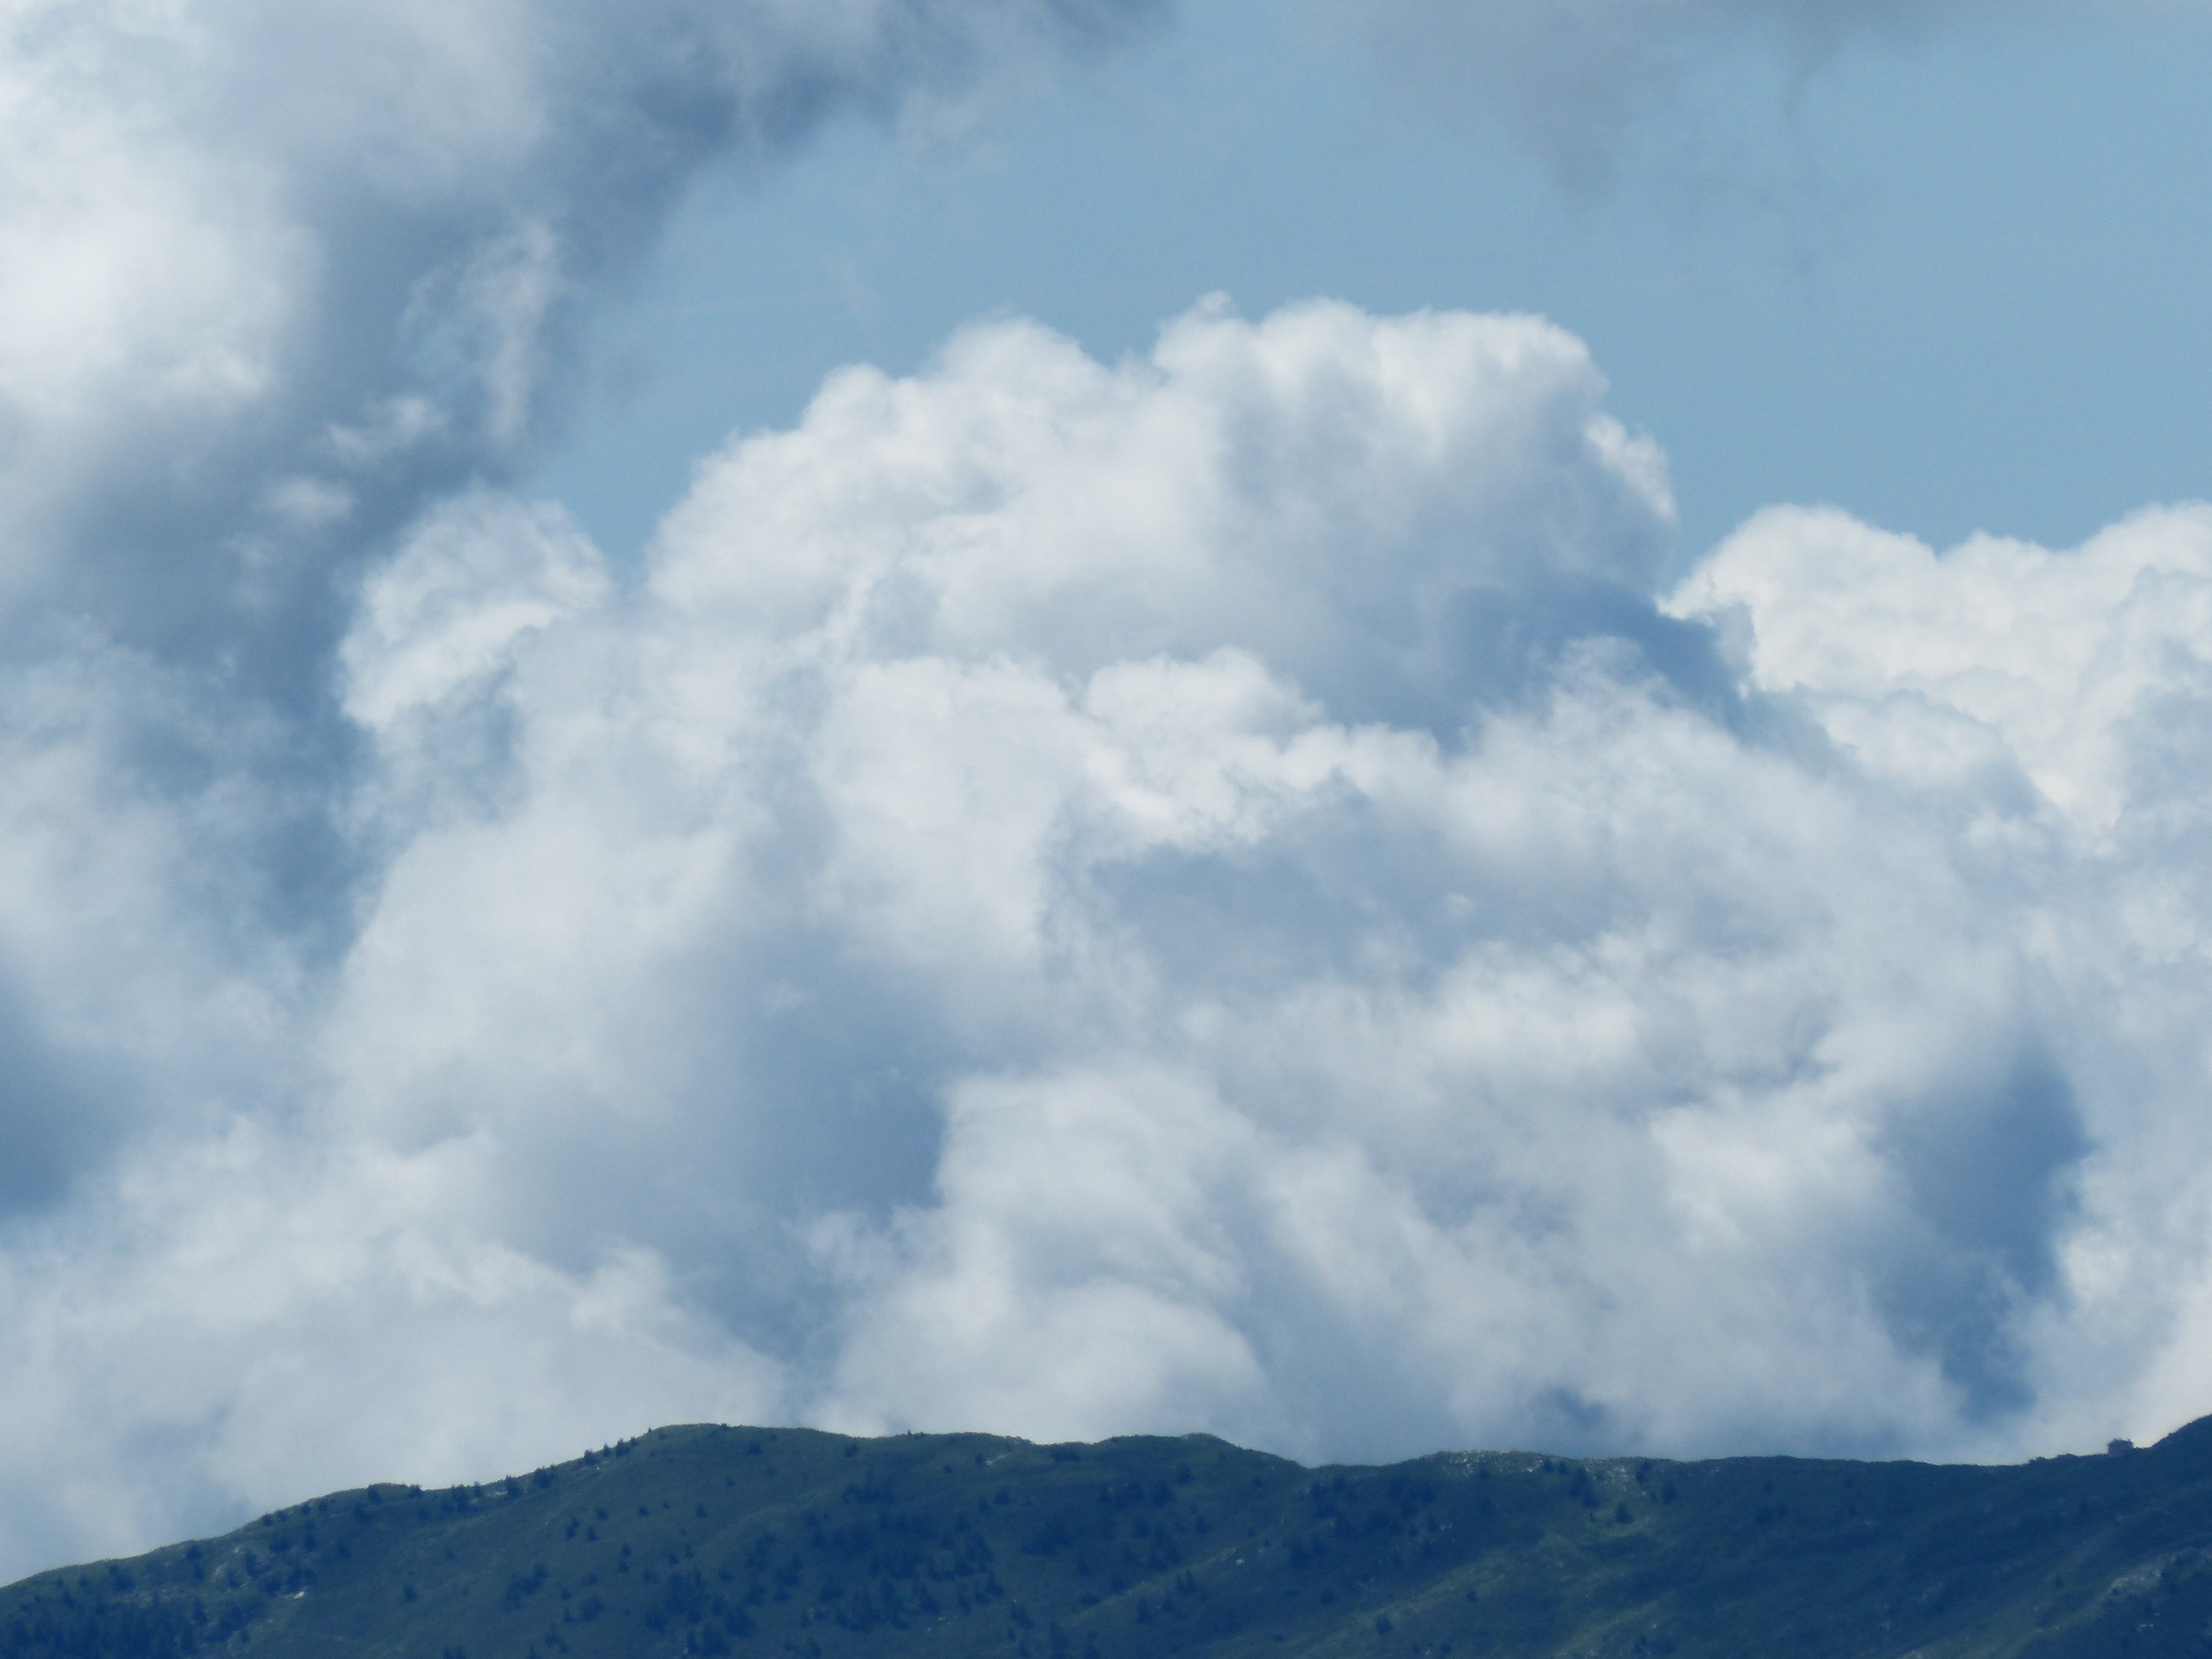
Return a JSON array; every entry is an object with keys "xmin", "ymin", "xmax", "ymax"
[{"xmin": 8, "ymin": 288, "xmax": 2212, "ymax": 1579}]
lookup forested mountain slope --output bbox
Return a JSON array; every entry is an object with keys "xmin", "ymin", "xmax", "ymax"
[{"xmin": 9, "ymin": 1416, "xmax": 2212, "ymax": 1658}]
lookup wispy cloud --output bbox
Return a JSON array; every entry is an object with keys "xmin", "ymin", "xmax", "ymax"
[{"xmin": 1318, "ymin": 0, "xmax": 2061, "ymax": 188}]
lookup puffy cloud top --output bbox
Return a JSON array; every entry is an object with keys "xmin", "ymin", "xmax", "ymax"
[{"xmin": 651, "ymin": 301, "xmax": 1673, "ymax": 722}]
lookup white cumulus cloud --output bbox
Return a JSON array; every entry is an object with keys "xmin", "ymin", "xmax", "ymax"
[
  {"xmin": 7, "ymin": 270, "xmax": 2212, "ymax": 1579},
  {"xmin": 223, "ymin": 298, "xmax": 2212, "ymax": 1520}
]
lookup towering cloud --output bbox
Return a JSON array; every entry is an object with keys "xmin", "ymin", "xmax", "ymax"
[{"xmin": 12, "ymin": 276, "xmax": 2212, "ymax": 1576}]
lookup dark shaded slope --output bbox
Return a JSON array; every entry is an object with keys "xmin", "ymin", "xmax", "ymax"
[{"xmin": 9, "ymin": 1418, "xmax": 2212, "ymax": 1658}]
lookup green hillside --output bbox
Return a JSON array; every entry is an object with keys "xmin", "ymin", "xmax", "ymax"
[{"xmin": 8, "ymin": 1418, "xmax": 2212, "ymax": 1659}]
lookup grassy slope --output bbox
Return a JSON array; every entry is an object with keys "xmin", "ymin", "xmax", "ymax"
[{"xmin": 10, "ymin": 1417, "xmax": 2212, "ymax": 1658}]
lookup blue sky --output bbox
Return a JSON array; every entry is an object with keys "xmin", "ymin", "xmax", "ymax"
[
  {"xmin": 538, "ymin": 1, "xmax": 2212, "ymax": 567},
  {"xmin": 10, "ymin": 0, "xmax": 2212, "ymax": 1584}
]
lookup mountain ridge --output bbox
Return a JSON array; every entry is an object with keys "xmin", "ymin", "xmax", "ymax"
[{"xmin": 9, "ymin": 1417, "xmax": 2212, "ymax": 1657}]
